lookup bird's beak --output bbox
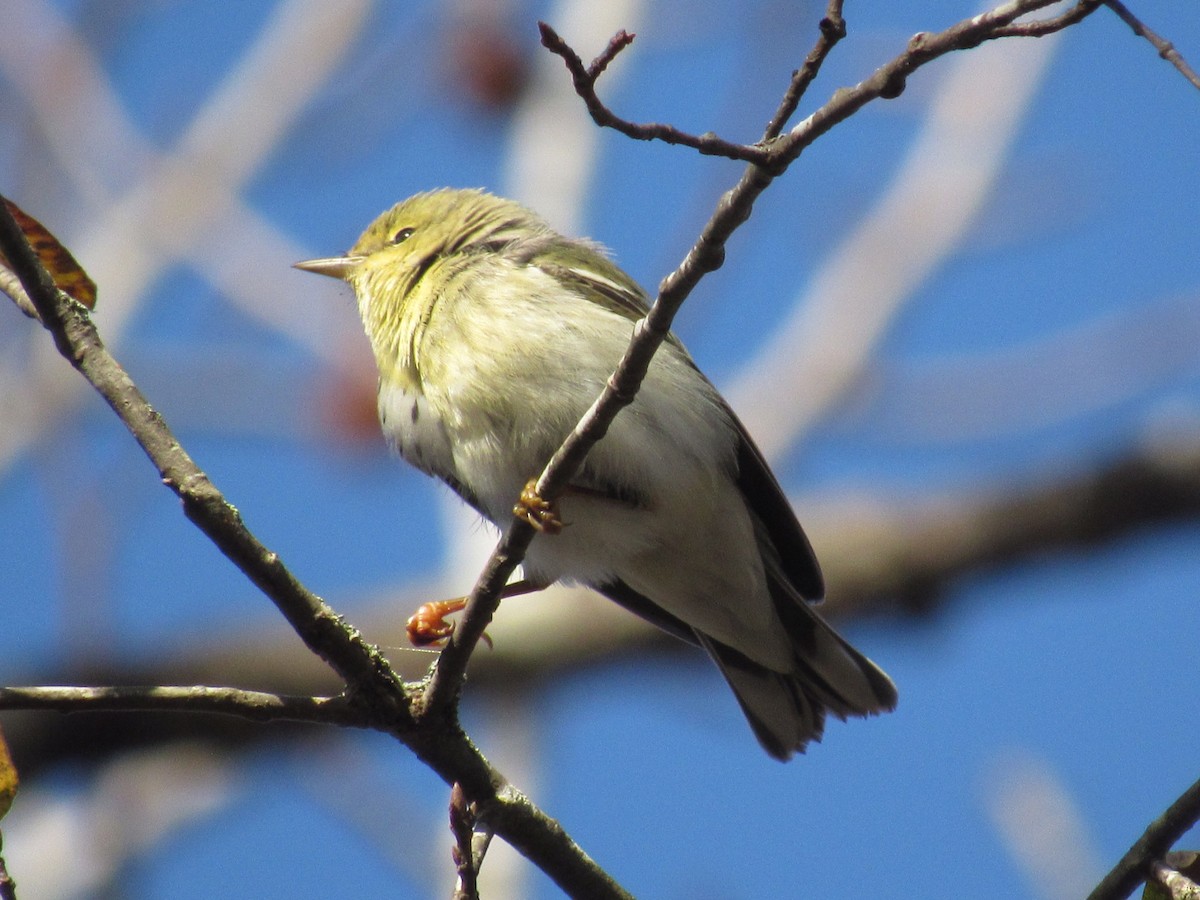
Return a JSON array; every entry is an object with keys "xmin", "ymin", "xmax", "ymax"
[{"xmin": 293, "ymin": 255, "xmax": 363, "ymax": 280}]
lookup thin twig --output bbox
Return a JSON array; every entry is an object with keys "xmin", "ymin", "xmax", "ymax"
[
  {"xmin": 541, "ymin": 0, "xmax": 1082, "ymax": 169},
  {"xmin": 537, "ymin": 22, "xmax": 770, "ymax": 164},
  {"xmin": 585, "ymin": 29, "xmax": 635, "ymax": 81},
  {"xmin": 0, "ymin": 685, "xmax": 366, "ymax": 727},
  {"xmin": 419, "ymin": 527, "xmax": 535, "ymax": 714},
  {"xmin": 761, "ymin": 0, "xmax": 847, "ymax": 141},
  {"xmin": 1103, "ymin": 0, "xmax": 1200, "ymax": 91},
  {"xmin": 991, "ymin": 0, "xmax": 1101, "ymax": 38},
  {"xmin": 450, "ymin": 783, "xmax": 481, "ymax": 900},
  {"xmin": 1087, "ymin": 775, "xmax": 1200, "ymax": 900},
  {"xmin": 0, "ymin": 198, "xmax": 410, "ymax": 718},
  {"xmin": 0, "ymin": 201, "xmax": 633, "ymax": 900},
  {"xmin": 422, "ymin": 0, "xmax": 1092, "ymax": 719},
  {"xmin": 774, "ymin": 0, "xmax": 1071, "ymax": 166}
]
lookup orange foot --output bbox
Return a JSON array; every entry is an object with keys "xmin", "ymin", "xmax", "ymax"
[
  {"xmin": 513, "ymin": 479, "xmax": 565, "ymax": 534},
  {"xmin": 406, "ymin": 599, "xmax": 492, "ymax": 649},
  {"xmin": 407, "ymin": 581, "xmax": 544, "ymax": 648},
  {"xmin": 406, "ymin": 598, "xmax": 466, "ymax": 646}
]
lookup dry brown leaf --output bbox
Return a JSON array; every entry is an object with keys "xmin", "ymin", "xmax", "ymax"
[{"xmin": 1, "ymin": 198, "xmax": 96, "ymax": 309}]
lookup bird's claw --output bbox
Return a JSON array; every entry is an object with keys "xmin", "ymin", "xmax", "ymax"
[
  {"xmin": 513, "ymin": 479, "xmax": 565, "ymax": 534},
  {"xmin": 407, "ymin": 598, "xmax": 494, "ymax": 649}
]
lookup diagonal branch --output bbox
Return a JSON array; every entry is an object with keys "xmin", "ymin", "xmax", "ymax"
[
  {"xmin": 761, "ymin": 0, "xmax": 846, "ymax": 141},
  {"xmin": 0, "ymin": 198, "xmax": 410, "ymax": 718},
  {"xmin": 420, "ymin": 0, "xmax": 1106, "ymax": 719},
  {"xmin": 991, "ymin": 0, "xmax": 1101, "ymax": 39},
  {"xmin": 1087, "ymin": 775, "xmax": 1200, "ymax": 900},
  {"xmin": 772, "ymin": 0, "xmax": 1084, "ymax": 168},
  {"xmin": 1103, "ymin": 0, "xmax": 1200, "ymax": 91},
  {"xmin": 0, "ymin": 200, "xmax": 633, "ymax": 900}
]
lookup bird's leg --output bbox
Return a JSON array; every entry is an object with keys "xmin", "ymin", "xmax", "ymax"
[
  {"xmin": 513, "ymin": 479, "xmax": 565, "ymax": 534},
  {"xmin": 406, "ymin": 579, "xmax": 542, "ymax": 647}
]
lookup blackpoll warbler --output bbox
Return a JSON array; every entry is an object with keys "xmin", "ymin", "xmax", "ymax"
[{"xmin": 296, "ymin": 188, "xmax": 896, "ymax": 759}]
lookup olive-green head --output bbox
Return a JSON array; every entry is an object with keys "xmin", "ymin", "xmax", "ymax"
[
  {"xmin": 295, "ymin": 188, "xmax": 567, "ymax": 382},
  {"xmin": 293, "ymin": 188, "xmax": 552, "ymax": 299},
  {"xmin": 295, "ymin": 187, "xmax": 653, "ymax": 382}
]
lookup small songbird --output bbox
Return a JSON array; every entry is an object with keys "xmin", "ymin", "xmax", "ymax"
[{"xmin": 296, "ymin": 188, "xmax": 896, "ymax": 759}]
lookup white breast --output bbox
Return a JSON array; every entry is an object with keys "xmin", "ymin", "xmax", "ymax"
[{"xmin": 377, "ymin": 380, "xmax": 456, "ymax": 480}]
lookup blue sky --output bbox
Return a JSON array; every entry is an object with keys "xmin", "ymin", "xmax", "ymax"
[{"xmin": 2, "ymin": 1, "xmax": 1200, "ymax": 897}]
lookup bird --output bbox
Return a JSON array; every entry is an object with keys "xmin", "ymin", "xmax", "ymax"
[{"xmin": 295, "ymin": 188, "xmax": 896, "ymax": 759}]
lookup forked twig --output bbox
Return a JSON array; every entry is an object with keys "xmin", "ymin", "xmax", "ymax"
[{"xmin": 537, "ymin": 21, "xmax": 771, "ymax": 164}]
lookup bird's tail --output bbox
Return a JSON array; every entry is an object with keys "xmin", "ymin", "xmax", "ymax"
[{"xmin": 699, "ymin": 606, "xmax": 897, "ymax": 761}]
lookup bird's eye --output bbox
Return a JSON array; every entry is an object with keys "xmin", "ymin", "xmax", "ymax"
[{"xmin": 391, "ymin": 227, "xmax": 415, "ymax": 245}]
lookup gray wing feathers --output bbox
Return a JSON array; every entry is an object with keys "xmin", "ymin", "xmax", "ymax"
[{"xmin": 707, "ymin": 420, "xmax": 896, "ymax": 759}]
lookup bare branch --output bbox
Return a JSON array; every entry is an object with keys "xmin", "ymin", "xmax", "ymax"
[
  {"xmin": 0, "ymin": 199, "xmax": 410, "ymax": 717},
  {"xmin": 762, "ymin": 0, "xmax": 846, "ymax": 141},
  {"xmin": 536, "ymin": 22, "xmax": 769, "ymax": 164},
  {"xmin": 0, "ymin": 685, "xmax": 366, "ymax": 727},
  {"xmin": 421, "ymin": 0, "xmax": 1111, "ymax": 719},
  {"xmin": 584, "ymin": 28, "xmax": 634, "ymax": 81},
  {"xmin": 774, "ymin": 0, "xmax": 1069, "ymax": 166},
  {"xmin": 823, "ymin": 435, "xmax": 1200, "ymax": 619},
  {"xmin": 1103, "ymin": 0, "xmax": 1200, "ymax": 91},
  {"xmin": 450, "ymin": 783, "xmax": 481, "ymax": 900},
  {"xmin": 541, "ymin": 0, "xmax": 1088, "ymax": 173},
  {"xmin": 990, "ymin": 0, "xmax": 1101, "ymax": 39},
  {"xmin": 1088, "ymin": 775, "xmax": 1200, "ymax": 900},
  {"xmin": 0, "ymin": 199, "xmax": 632, "ymax": 900}
]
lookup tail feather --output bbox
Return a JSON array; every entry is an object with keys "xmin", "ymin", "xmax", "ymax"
[
  {"xmin": 700, "ymin": 610, "xmax": 897, "ymax": 761},
  {"xmin": 772, "ymin": 580, "xmax": 899, "ymax": 718},
  {"xmin": 699, "ymin": 634, "xmax": 820, "ymax": 760},
  {"xmin": 600, "ymin": 577, "xmax": 896, "ymax": 760}
]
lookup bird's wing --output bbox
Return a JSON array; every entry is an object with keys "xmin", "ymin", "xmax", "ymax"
[
  {"xmin": 531, "ymin": 241, "xmax": 654, "ymax": 324},
  {"xmin": 541, "ymin": 241, "xmax": 824, "ymax": 599},
  {"xmin": 596, "ymin": 579, "xmax": 702, "ymax": 647},
  {"xmin": 728, "ymin": 410, "xmax": 826, "ymax": 602}
]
